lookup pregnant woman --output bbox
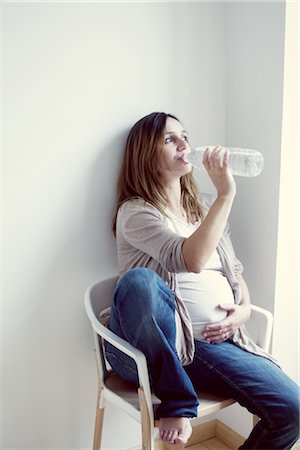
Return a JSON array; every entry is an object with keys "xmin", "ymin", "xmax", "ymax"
[{"xmin": 104, "ymin": 112, "xmax": 299, "ymax": 449}]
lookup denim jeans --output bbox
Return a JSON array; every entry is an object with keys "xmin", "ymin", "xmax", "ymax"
[{"xmin": 105, "ymin": 268, "xmax": 300, "ymax": 450}]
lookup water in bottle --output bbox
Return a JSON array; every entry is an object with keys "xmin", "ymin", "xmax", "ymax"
[{"xmin": 187, "ymin": 146, "xmax": 264, "ymax": 177}]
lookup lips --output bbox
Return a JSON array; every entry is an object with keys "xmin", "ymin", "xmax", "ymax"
[{"xmin": 178, "ymin": 153, "xmax": 190, "ymax": 163}]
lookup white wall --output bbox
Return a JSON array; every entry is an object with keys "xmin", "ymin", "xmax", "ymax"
[
  {"xmin": 225, "ymin": 2, "xmax": 286, "ymax": 315},
  {"xmin": 1, "ymin": 2, "xmax": 288, "ymax": 449},
  {"xmin": 2, "ymin": 3, "xmax": 226, "ymax": 449},
  {"xmin": 273, "ymin": 0, "xmax": 299, "ymax": 384}
]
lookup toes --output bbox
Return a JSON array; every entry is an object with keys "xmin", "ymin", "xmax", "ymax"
[
  {"xmin": 159, "ymin": 417, "xmax": 192, "ymax": 445},
  {"xmin": 174, "ymin": 425, "xmax": 192, "ymax": 444},
  {"xmin": 161, "ymin": 429, "xmax": 177, "ymax": 443},
  {"xmin": 174, "ymin": 434, "xmax": 187, "ymax": 444}
]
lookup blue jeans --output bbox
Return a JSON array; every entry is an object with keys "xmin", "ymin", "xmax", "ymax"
[{"xmin": 105, "ymin": 268, "xmax": 300, "ymax": 450}]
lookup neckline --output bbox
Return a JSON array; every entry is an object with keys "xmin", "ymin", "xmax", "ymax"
[{"xmin": 167, "ymin": 208, "xmax": 195, "ymax": 226}]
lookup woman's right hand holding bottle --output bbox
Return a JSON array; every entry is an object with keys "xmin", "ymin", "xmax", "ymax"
[
  {"xmin": 182, "ymin": 147, "xmax": 236, "ymax": 273},
  {"xmin": 202, "ymin": 147, "xmax": 236, "ymax": 199}
]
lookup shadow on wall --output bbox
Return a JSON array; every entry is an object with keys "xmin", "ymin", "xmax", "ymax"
[
  {"xmin": 33, "ymin": 129, "xmax": 129, "ymax": 334},
  {"xmin": 84, "ymin": 130, "xmax": 128, "ymax": 274}
]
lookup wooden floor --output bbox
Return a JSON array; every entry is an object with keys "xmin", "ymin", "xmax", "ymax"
[
  {"xmin": 133, "ymin": 419, "xmax": 300, "ymax": 450},
  {"xmin": 152, "ymin": 420, "xmax": 244, "ymax": 450},
  {"xmin": 188, "ymin": 437, "xmax": 235, "ymax": 450},
  {"xmin": 184, "ymin": 419, "xmax": 244, "ymax": 450}
]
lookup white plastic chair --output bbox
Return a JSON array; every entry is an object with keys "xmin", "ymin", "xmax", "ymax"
[{"xmin": 84, "ymin": 276, "xmax": 273, "ymax": 450}]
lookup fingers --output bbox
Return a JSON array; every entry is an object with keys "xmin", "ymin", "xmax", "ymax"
[
  {"xmin": 203, "ymin": 146, "xmax": 227, "ymax": 171},
  {"xmin": 223, "ymin": 147, "xmax": 229, "ymax": 169},
  {"xmin": 203, "ymin": 327, "xmax": 232, "ymax": 344},
  {"xmin": 203, "ymin": 317, "xmax": 233, "ymax": 343},
  {"xmin": 219, "ymin": 303, "xmax": 235, "ymax": 312},
  {"xmin": 202, "ymin": 146, "xmax": 235, "ymax": 198},
  {"xmin": 202, "ymin": 304, "xmax": 250, "ymax": 344}
]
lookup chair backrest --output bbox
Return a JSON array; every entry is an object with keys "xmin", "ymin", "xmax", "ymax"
[
  {"xmin": 85, "ymin": 276, "xmax": 119, "ymax": 381},
  {"xmin": 86, "ymin": 276, "xmax": 118, "ymax": 319}
]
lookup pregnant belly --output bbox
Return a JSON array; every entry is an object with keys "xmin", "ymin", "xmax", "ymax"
[{"xmin": 178, "ymin": 270, "xmax": 235, "ymax": 340}]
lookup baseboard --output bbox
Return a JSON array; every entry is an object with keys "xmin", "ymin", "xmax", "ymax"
[
  {"xmin": 186, "ymin": 419, "xmax": 244, "ymax": 449},
  {"xmin": 185, "ymin": 420, "xmax": 216, "ymax": 447},
  {"xmin": 214, "ymin": 420, "xmax": 245, "ymax": 449}
]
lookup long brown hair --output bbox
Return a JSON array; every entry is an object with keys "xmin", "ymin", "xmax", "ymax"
[{"xmin": 112, "ymin": 112, "xmax": 204, "ymax": 234}]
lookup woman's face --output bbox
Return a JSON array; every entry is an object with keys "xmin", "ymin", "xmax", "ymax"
[{"xmin": 159, "ymin": 117, "xmax": 192, "ymax": 182}]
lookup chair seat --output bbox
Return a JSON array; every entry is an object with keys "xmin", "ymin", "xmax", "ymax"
[{"xmin": 104, "ymin": 371, "xmax": 236, "ymax": 418}]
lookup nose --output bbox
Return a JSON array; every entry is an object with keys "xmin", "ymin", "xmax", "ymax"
[{"xmin": 177, "ymin": 138, "xmax": 189, "ymax": 153}]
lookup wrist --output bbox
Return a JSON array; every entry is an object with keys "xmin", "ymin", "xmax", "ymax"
[
  {"xmin": 216, "ymin": 193, "xmax": 235, "ymax": 205},
  {"xmin": 240, "ymin": 302, "xmax": 251, "ymax": 318}
]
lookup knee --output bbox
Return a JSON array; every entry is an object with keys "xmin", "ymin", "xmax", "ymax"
[
  {"xmin": 114, "ymin": 268, "xmax": 174, "ymax": 312},
  {"xmin": 115, "ymin": 268, "xmax": 161, "ymax": 305},
  {"xmin": 118, "ymin": 268, "xmax": 159, "ymax": 293}
]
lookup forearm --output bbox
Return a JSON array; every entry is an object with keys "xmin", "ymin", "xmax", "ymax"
[
  {"xmin": 236, "ymin": 273, "xmax": 251, "ymax": 308},
  {"xmin": 182, "ymin": 194, "xmax": 234, "ymax": 273}
]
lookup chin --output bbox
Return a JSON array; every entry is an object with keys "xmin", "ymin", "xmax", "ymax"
[{"xmin": 182, "ymin": 165, "xmax": 193, "ymax": 176}]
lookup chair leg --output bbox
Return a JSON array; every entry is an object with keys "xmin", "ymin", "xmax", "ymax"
[
  {"xmin": 93, "ymin": 390, "xmax": 105, "ymax": 450},
  {"xmin": 138, "ymin": 387, "xmax": 154, "ymax": 450},
  {"xmin": 93, "ymin": 350, "xmax": 105, "ymax": 450},
  {"xmin": 253, "ymin": 414, "xmax": 260, "ymax": 427}
]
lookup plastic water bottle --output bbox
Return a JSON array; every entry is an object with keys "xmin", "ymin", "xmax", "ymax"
[{"xmin": 187, "ymin": 146, "xmax": 264, "ymax": 177}]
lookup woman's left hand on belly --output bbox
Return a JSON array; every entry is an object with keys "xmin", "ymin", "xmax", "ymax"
[{"xmin": 202, "ymin": 303, "xmax": 251, "ymax": 344}]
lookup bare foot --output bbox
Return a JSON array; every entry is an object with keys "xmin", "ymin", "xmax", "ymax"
[{"xmin": 159, "ymin": 417, "xmax": 192, "ymax": 445}]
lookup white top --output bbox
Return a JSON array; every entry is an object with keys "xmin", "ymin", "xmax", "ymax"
[{"xmin": 166, "ymin": 210, "xmax": 235, "ymax": 341}]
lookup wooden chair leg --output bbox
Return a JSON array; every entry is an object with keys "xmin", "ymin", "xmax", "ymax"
[
  {"xmin": 253, "ymin": 414, "xmax": 260, "ymax": 427},
  {"xmin": 93, "ymin": 391, "xmax": 105, "ymax": 450},
  {"xmin": 139, "ymin": 387, "xmax": 153, "ymax": 450},
  {"xmin": 93, "ymin": 350, "xmax": 105, "ymax": 450},
  {"xmin": 139, "ymin": 391, "xmax": 185, "ymax": 450}
]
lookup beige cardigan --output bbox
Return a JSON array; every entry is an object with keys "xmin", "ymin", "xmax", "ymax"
[{"xmin": 104, "ymin": 194, "xmax": 276, "ymax": 366}]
